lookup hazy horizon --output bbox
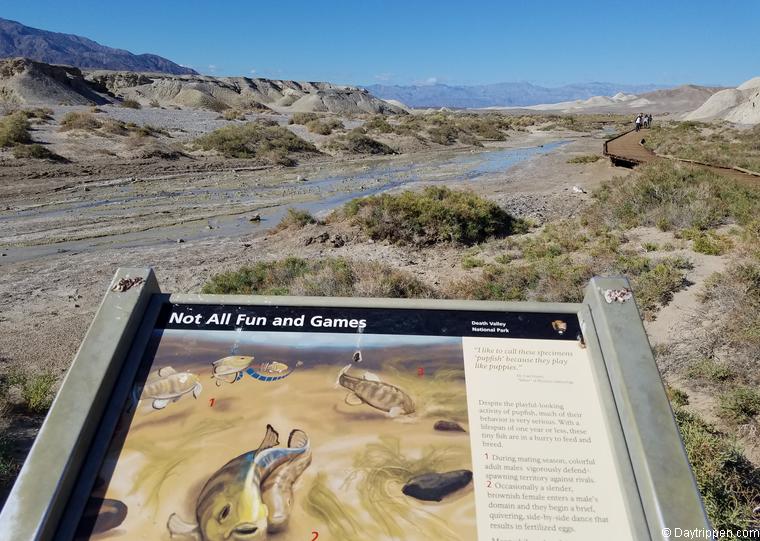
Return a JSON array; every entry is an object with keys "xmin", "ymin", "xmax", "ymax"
[{"xmin": 2, "ymin": 1, "xmax": 758, "ymax": 88}]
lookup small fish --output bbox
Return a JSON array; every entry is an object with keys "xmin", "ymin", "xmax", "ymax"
[
  {"xmin": 167, "ymin": 425, "xmax": 310, "ymax": 541},
  {"xmin": 246, "ymin": 361, "xmax": 297, "ymax": 382},
  {"xmin": 338, "ymin": 364, "xmax": 415, "ymax": 417},
  {"xmin": 212, "ymin": 356, "xmax": 255, "ymax": 386},
  {"xmin": 140, "ymin": 367, "xmax": 202, "ymax": 410},
  {"xmin": 261, "ymin": 436, "xmax": 313, "ymax": 533}
]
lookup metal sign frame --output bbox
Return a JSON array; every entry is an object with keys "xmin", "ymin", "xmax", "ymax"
[{"xmin": 0, "ymin": 267, "xmax": 709, "ymax": 540}]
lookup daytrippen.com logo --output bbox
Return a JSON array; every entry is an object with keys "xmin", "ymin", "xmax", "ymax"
[{"xmin": 662, "ymin": 528, "xmax": 759, "ymax": 539}]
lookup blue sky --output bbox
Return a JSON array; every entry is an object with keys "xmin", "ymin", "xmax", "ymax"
[{"xmin": 3, "ymin": 1, "xmax": 759, "ymax": 86}]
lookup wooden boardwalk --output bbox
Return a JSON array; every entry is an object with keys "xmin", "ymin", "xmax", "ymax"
[
  {"xmin": 603, "ymin": 129, "xmax": 760, "ymax": 185},
  {"xmin": 603, "ymin": 130, "xmax": 656, "ymax": 167}
]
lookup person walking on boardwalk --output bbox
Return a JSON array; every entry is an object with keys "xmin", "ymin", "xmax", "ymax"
[
  {"xmin": 647, "ymin": 113, "xmax": 653, "ymax": 128},
  {"xmin": 635, "ymin": 113, "xmax": 642, "ymax": 132}
]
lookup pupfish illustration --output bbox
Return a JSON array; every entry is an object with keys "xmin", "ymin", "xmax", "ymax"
[
  {"xmin": 211, "ymin": 356, "xmax": 255, "ymax": 386},
  {"xmin": 261, "ymin": 439, "xmax": 312, "ymax": 533},
  {"xmin": 338, "ymin": 364, "xmax": 415, "ymax": 417},
  {"xmin": 246, "ymin": 360, "xmax": 302, "ymax": 382},
  {"xmin": 139, "ymin": 367, "xmax": 202, "ymax": 410},
  {"xmin": 167, "ymin": 425, "xmax": 309, "ymax": 541}
]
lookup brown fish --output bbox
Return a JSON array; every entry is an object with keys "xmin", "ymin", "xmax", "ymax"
[{"xmin": 338, "ymin": 364, "xmax": 415, "ymax": 417}]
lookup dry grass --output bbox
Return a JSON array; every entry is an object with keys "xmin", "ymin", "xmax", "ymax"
[
  {"xmin": 587, "ymin": 160, "xmax": 760, "ymax": 231},
  {"xmin": 202, "ymin": 257, "xmax": 437, "ymax": 298},
  {"xmin": 644, "ymin": 122, "xmax": 760, "ymax": 173}
]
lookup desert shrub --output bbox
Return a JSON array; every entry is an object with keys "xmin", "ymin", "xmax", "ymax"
[
  {"xmin": 197, "ymin": 95, "xmax": 229, "ymax": 112},
  {"xmin": 452, "ymin": 255, "xmax": 593, "ymax": 303},
  {"xmin": 222, "ymin": 109, "xmax": 247, "ymax": 121},
  {"xmin": 687, "ymin": 358, "xmax": 734, "ymax": 382},
  {"xmin": 120, "ymin": 99, "xmax": 141, "ymax": 109},
  {"xmin": 0, "ymin": 112, "xmax": 31, "ymax": 147},
  {"xmin": 0, "ymin": 369, "xmax": 57, "ymax": 414},
  {"xmin": 631, "ymin": 257, "xmax": 690, "ymax": 315},
  {"xmin": 718, "ymin": 387, "xmax": 760, "ymax": 425},
  {"xmin": 644, "ymin": 122, "xmax": 760, "ymax": 173},
  {"xmin": 149, "ymin": 99, "xmax": 160, "ymax": 108},
  {"xmin": 12, "ymin": 144, "xmax": 65, "ymax": 161},
  {"xmin": 461, "ymin": 255, "xmax": 485, "ymax": 269},
  {"xmin": 427, "ymin": 124, "xmax": 461, "ymax": 145},
  {"xmin": 194, "ymin": 122, "xmax": 317, "ymax": 163},
  {"xmin": 659, "ymin": 261, "xmax": 760, "ymax": 390},
  {"xmin": 289, "ymin": 112, "xmax": 319, "ymax": 125},
  {"xmin": 567, "ymin": 154, "xmax": 601, "ymax": 164},
  {"xmin": 0, "ymin": 437, "xmax": 20, "ymax": 487},
  {"xmin": 202, "ymin": 257, "xmax": 437, "ymax": 298},
  {"xmin": 306, "ymin": 118, "xmax": 343, "ymax": 135},
  {"xmin": 18, "ymin": 107, "xmax": 54, "ymax": 121},
  {"xmin": 328, "ymin": 129, "xmax": 395, "ymax": 155},
  {"xmin": 674, "ymin": 405, "xmax": 760, "ymax": 530},
  {"xmin": 590, "ymin": 161, "xmax": 760, "ymax": 231},
  {"xmin": 680, "ymin": 229, "xmax": 733, "ymax": 255},
  {"xmin": 342, "ymin": 186, "xmax": 526, "ymax": 246},
  {"xmin": 364, "ymin": 115, "xmax": 394, "ymax": 133},
  {"xmin": 277, "ymin": 208, "xmax": 319, "ymax": 229},
  {"xmin": 59, "ymin": 111, "xmax": 102, "ymax": 132},
  {"xmin": 665, "ymin": 385, "xmax": 689, "ymax": 407}
]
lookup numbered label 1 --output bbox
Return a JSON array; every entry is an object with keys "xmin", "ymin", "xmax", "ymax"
[
  {"xmin": 417, "ymin": 367, "xmax": 424, "ymax": 377},
  {"xmin": 209, "ymin": 398, "xmax": 216, "ymax": 407}
]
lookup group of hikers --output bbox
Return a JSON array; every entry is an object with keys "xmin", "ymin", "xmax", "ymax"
[{"xmin": 635, "ymin": 113, "xmax": 653, "ymax": 131}]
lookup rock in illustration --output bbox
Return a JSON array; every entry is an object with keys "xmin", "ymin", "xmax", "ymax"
[
  {"xmin": 433, "ymin": 420, "xmax": 466, "ymax": 432},
  {"xmin": 402, "ymin": 470, "xmax": 473, "ymax": 502},
  {"xmin": 76, "ymin": 497, "xmax": 127, "ymax": 536}
]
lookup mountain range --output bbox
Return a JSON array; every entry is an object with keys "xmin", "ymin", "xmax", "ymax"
[
  {"xmin": 365, "ymin": 82, "xmax": 673, "ymax": 109},
  {"xmin": 0, "ymin": 17, "xmax": 196, "ymax": 75}
]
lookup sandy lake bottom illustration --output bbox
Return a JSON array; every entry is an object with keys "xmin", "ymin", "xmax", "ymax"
[{"xmin": 76, "ymin": 329, "xmax": 477, "ymax": 540}]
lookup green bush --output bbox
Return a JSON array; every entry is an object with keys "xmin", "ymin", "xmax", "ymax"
[
  {"xmin": 18, "ymin": 107, "xmax": 54, "ymax": 121},
  {"xmin": 453, "ymin": 255, "xmax": 593, "ymax": 303},
  {"xmin": 194, "ymin": 122, "xmax": 317, "ymax": 163},
  {"xmin": 120, "ymin": 99, "xmax": 141, "ymax": 109},
  {"xmin": 590, "ymin": 161, "xmax": 760, "ymax": 231},
  {"xmin": 59, "ymin": 111, "xmax": 102, "ymax": 132},
  {"xmin": 342, "ymin": 186, "xmax": 526, "ymax": 246},
  {"xmin": 674, "ymin": 405, "xmax": 760, "ymax": 530},
  {"xmin": 0, "ymin": 112, "xmax": 31, "ymax": 147},
  {"xmin": 289, "ymin": 112, "xmax": 319, "ymax": 125},
  {"xmin": 202, "ymin": 257, "xmax": 437, "ymax": 298},
  {"xmin": 328, "ymin": 129, "xmax": 395, "ymax": 155},
  {"xmin": 306, "ymin": 118, "xmax": 343, "ymax": 135},
  {"xmin": 278, "ymin": 208, "xmax": 319, "ymax": 229},
  {"xmin": 12, "ymin": 144, "xmax": 65, "ymax": 161},
  {"xmin": 718, "ymin": 387, "xmax": 760, "ymax": 424}
]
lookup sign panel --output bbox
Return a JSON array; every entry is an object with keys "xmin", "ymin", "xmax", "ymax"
[{"xmin": 73, "ymin": 303, "xmax": 632, "ymax": 541}]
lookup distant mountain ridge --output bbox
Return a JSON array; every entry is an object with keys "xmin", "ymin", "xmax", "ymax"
[
  {"xmin": 0, "ymin": 17, "xmax": 196, "ymax": 75},
  {"xmin": 365, "ymin": 82, "xmax": 673, "ymax": 108}
]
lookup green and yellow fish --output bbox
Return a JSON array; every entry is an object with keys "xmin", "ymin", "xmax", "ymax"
[{"xmin": 167, "ymin": 425, "xmax": 310, "ymax": 540}]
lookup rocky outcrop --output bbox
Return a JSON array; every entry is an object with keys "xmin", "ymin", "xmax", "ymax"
[
  {"xmin": 0, "ymin": 58, "xmax": 405, "ymax": 115},
  {"xmin": 0, "ymin": 58, "xmax": 109, "ymax": 105},
  {"xmin": 86, "ymin": 71, "xmax": 407, "ymax": 114},
  {"xmin": 685, "ymin": 77, "xmax": 760, "ymax": 124}
]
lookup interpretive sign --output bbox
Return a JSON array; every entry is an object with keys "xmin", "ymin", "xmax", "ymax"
[{"xmin": 0, "ymin": 268, "xmax": 709, "ymax": 541}]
